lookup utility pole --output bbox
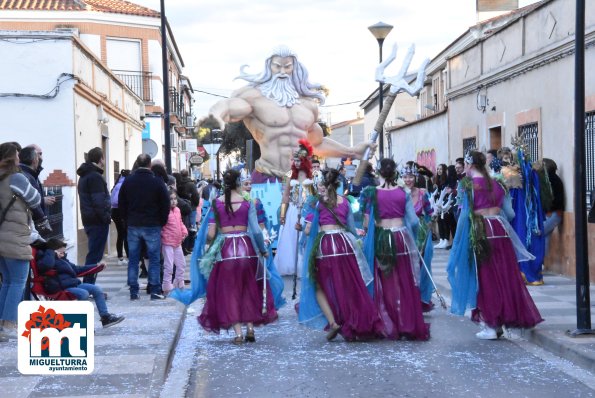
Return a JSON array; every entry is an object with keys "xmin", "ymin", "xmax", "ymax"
[{"xmin": 160, "ymin": 0, "xmax": 172, "ymax": 173}]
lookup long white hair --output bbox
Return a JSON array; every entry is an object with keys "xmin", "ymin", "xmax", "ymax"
[{"xmin": 235, "ymin": 45, "xmax": 326, "ymax": 106}]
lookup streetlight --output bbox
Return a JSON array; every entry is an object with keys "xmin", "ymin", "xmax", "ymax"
[{"xmin": 368, "ymin": 21, "xmax": 393, "ymax": 159}]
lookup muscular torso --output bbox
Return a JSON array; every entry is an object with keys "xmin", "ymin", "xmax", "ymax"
[{"xmin": 240, "ymin": 87, "xmax": 318, "ymax": 177}]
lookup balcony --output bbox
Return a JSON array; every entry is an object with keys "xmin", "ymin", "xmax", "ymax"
[
  {"xmin": 169, "ymin": 87, "xmax": 190, "ymax": 125},
  {"xmin": 113, "ymin": 70, "xmax": 153, "ymax": 103}
]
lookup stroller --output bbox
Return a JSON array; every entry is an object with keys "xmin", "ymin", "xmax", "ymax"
[{"xmin": 28, "ymin": 247, "xmax": 77, "ymax": 301}]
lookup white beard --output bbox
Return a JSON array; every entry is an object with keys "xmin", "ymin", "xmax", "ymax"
[{"xmin": 258, "ymin": 74, "xmax": 300, "ymax": 107}]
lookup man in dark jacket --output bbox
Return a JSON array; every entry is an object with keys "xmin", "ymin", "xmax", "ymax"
[
  {"xmin": 18, "ymin": 146, "xmax": 52, "ymax": 235},
  {"xmin": 178, "ymin": 169, "xmax": 200, "ymax": 229},
  {"xmin": 77, "ymin": 147, "xmax": 111, "ymax": 284},
  {"xmin": 119, "ymin": 153, "xmax": 170, "ymax": 300}
]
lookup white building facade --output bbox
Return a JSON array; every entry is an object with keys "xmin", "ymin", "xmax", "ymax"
[{"xmin": 0, "ymin": 30, "xmax": 144, "ymax": 263}]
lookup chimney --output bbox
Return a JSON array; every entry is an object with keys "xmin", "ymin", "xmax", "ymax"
[{"xmin": 476, "ymin": 0, "xmax": 519, "ymax": 22}]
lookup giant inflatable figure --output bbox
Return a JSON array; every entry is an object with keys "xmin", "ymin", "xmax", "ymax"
[{"xmin": 206, "ymin": 45, "xmax": 375, "ymax": 182}]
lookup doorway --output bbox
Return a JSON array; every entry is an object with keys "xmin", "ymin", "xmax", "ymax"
[{"xmin": 489, "ymin": 126, "xmax": 502, "ymax": 150}]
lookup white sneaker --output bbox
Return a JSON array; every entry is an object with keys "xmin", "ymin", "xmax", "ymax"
[
  {"xmin": 118, "ymin": 258, "xmax": 128, "ymax": 266},
  {"xmin": 476, "ymin": 327, "xmax": 498, "ymax": 340},
  {"xmin": 435, "ymin": 239, "xmax": 445, "ymax": 249}
]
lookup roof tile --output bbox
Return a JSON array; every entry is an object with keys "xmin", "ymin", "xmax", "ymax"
[{"xmin": 0, "ymin": 0, "xmax": 160, "ymax": 17}]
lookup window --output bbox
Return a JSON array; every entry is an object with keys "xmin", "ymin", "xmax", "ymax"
[
  {"xmin": 518, "ymin": 122, "xmax": 539, "ymax": 162},
  {"xmin": 463, "ymin": 137, "xmax": 477, "ymax": 154},
  {"xmin": 586, "ymin": 111, "xmax": 595, "ymax": 202},
  {"xmin": 113, "ymin": 161, "xmax": 120, "ymax": 184}
]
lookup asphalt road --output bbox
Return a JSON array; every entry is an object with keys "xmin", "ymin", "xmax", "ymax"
[{"xmin": 175, "ymin": 278, "xmax": 595, "ymax": 398}]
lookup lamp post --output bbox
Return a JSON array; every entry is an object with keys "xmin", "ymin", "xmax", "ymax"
[
  {"xmin": 160, "ymin": 0, "xmax": 172, "ymax": 173},
  {"xmin": 369, "ymin": 21, "xmax": 393, "ymax": 159}
]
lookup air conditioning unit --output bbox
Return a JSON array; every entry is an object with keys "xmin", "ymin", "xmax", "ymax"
[{"xmin": 170, "ymin": 133, "xmax": 178, "ymax": 148}]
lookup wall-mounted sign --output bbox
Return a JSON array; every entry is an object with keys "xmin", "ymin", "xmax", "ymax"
[{"xmin": 189, "ymin": 154, "xmax": 204, "ymax": 165}]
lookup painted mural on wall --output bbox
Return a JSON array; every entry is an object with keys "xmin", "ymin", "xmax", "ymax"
[{"xmin": 416, "ymin": 149, "xmax": 436, "ymax": 174}]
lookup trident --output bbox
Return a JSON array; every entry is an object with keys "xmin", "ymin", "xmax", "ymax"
[{"xmin": 353, "ymin": 44, "xmax": 430, "ymax": 185}]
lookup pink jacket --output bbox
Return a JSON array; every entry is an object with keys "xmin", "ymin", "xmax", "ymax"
[{"xmin": 161, "ymin": 207, "xmax": 188, "ymax": 246}]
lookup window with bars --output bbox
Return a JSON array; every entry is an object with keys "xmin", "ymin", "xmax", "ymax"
[
  {"xmin": 463, "ymin": 137, "xmax": 477, "ymax": 154},
  {"xmin": 586, "ymin": 111, "xmax": 595, "ymax": 203},
  {"xmin": 518, "ymin": 122, "xmax": 539, "ymax": 162}
]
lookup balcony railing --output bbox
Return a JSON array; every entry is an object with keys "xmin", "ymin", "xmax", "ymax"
[
  {"xmin": 113, "ymin": 70, "xmax": 153, "ymax": 103},
  {"xmin": 169, "ymin": 87, "xmax": 188, "ymax": 122}
]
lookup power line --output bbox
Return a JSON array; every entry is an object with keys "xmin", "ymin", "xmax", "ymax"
[{"xmin": 193, "ymin": 88, "xmax": 364, "ymax": 107}]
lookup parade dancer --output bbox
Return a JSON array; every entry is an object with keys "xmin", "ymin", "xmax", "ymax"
[
  {"xmin": 504, "ymin": 143, "xmax": 546, "ymax": 285},
  {"xmin": 361, "ymin": 159, "xmax": 430, "ymax": 340},
  {"xmin": 275, "ymin": 140, "xmax": 315, "ymax": 280},
  {"xmin": 447, "ymin": 151, "xmax": 543, "ymax": 340},
  {"xmin": 401, "ymin": 162, "xmax": 435, "ymax": 312},
  {"xmin": 241, "ymin": 170, "xmax": 286, "ymax": 310},
  {"xmin": 298, "ymin": 169, "xmax": 384, "ymax": 342},
  {"xmin": 177, "ymin": 170, "xmax": 277, "ymax": 344}
]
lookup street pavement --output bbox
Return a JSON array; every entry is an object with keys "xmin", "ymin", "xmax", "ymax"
[
  {"xmin": 0, "ymin": 256, "xmax": 187, "ymax": 398},
  {"xmin": 0, "ymin": 246, "xmax": 594, "ymax": 397}
]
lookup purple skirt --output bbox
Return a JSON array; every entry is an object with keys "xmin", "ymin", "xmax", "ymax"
[
  {"xmin": 374, "ymin": 229, "xmax": 430, "ymax": 340},
  {"xmin": 471, "ymin": 217, "xmax": 543, "ymax": 329},
  {"xmin": 199, "ymin": 235, "xmax": 278, "ymax": 333},
  {"xmin": 316, "ymin": 232, "xmax": 385, "ymax": 341}
]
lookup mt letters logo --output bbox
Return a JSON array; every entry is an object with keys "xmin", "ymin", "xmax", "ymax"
[{"xmin": 18, "ymin": 301, "xmax": 94, "ymax": 375}]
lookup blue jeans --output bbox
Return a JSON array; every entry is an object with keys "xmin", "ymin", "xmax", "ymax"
[
  {"xmin": 189, "ymin": 210, "xmax": 197, "ymax": 229},
  {"xmin": 67, "ymin": 283, "xmax": 108, "ymax": 317},
  {"xmin": 544, "ymin": 212, "xmax": 562, "ymax": 254},
  {"xmin": 0, "ymin": 257, "xmax": 29, "ymax": 322},
  {"xmin": 83, "ymin": 224, "xmax": 110, "ymax": 284},
  {"xmin": 127, "ymin": 226, "xmax": 162, "ymax": 295}
]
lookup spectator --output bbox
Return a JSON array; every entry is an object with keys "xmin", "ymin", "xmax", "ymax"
[
  {"xmin": 35, "ymin": 238, "xmax": 124, "ymax": 328},
  {"xmin": 178, "ymin": 169, "xmax": 201, "ymax": 230},
  {"xmin": 349, "ymin": 163, "xmax": 376, "ymax": 197},
  {"xmin": 19, "ymin": 147, "xmax": 47, "ymax": 215},
  {"xmin": 542, "ymin": 158, "xmax": 565, "ymax": 253},
  {"xmin": 119, "ymin": 154, "xmax": 170, "ymax": 300},
  {"xmin": 486, "ymin": 149, "xmax": 498, "ymax": 169},
  {"xmin": 17, "ymin": 147, "xmax": 52, "ymax": 236},
  {"xmin": 454, "ymin": 158, "xmax": 465, "ymax": 180},
  {"xmin": 77, "ymin": 147, "xmax": 111, "ymax": 284},
  {"xmin": 312, "ymin": 159, "xmax": 321, "ymax": 174},
  {"xmin": 111, "ymin": 169, "xmax": 130, "ymax": 266},
  {"xmin": 27, "ymin": 144, "xmax": 56, "ymax": 209},
  {"xmin": 0, "ymin": 142, "xmax": 41, "ymax": 341},
  {"xmin": 337, "ymin": 166, "xmax": 348, "ymax": 194},
  {"xmin": 151, "ymin": 161, "xmax": 171, "ymax": 186},
  {"xmin": 434, "ymin": 164, "xmax": 450, "ymax": 249},
  {"xmin": 161, "ymin": 189, "xmax": 188, "ymax": 295}
]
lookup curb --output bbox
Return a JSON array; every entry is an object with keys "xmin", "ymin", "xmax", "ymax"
[{"xmin": 528, "ymin": 328, "xmax": 595, "ymax": 373}]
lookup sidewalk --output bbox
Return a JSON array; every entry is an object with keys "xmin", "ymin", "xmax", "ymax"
[
  {"xmin": 0, "ymin": 255, "xmax": 187, "ymax": 398},
  {"xmin": 431, "ymin": 248, "xmax": 595, "ymax": 373}
]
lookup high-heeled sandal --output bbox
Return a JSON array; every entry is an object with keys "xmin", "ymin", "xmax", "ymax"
[
  {"xmin": 232, "ymin": 335, "xmax": 244, "ymax": 345},
  {"xmin": 326, "ymin": 323, "xmax": 341, "ymax": 341},
  {"xmin": 245, "ymin": 328, "xmax": 256, "ymax": 343}
]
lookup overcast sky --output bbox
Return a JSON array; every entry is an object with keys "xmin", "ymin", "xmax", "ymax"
[{"xmin": 133, "ymin": 0, "xmax": 539, "ymax": 124}]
